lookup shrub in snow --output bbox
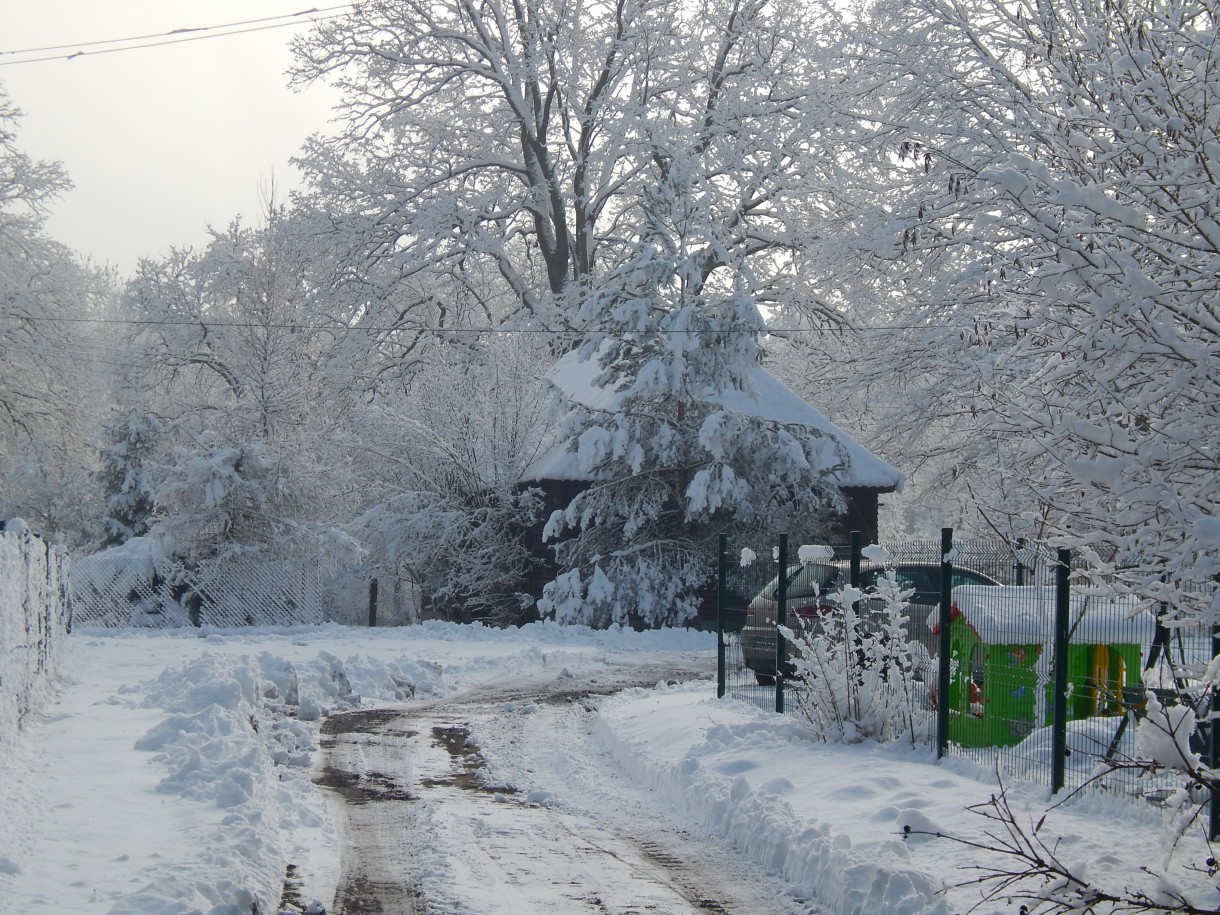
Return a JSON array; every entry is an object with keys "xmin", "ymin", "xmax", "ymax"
[
  {"xmin": 784, "ymin": 570, "xmax": 927, "ymax": 745},
  {"xmin": 152, "ymin": 431, "xmax": 355, "ymax": 569},
  {"xmin": 347, "ymin": 338, "xmax": 551, "ymax": 627}
]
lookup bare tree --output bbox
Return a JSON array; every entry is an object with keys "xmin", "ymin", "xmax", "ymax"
[
  {"xmin": 0, "ymin": 85, "xmax": 114, "ymax": 545},
  {"xmin": 122, "ymin": 199, "xmax": 355, "ymax": 564},
  {"xmin": 811, "ymin": 0, "xmax": 1220, "ymax": 906},
  {"xmin": 292, "ymin": 0, "xmax": 859, "ymax": 622},
  {"xmin": 290, "ymin": 0, "xmax": 852, "ymax": 349},
  {"xmin": 348, "ymin": 335, "xmax": 553, "ymax": 625}
]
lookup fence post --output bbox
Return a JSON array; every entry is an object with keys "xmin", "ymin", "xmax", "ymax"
[
  {"xmin": 368, "ymin": 578, "xmax": 379, "ymax": 628},
  {"xmin": 937, "ymin": 527, "xmax": 953, "ymax": 759},
  {"xmin": 1051, "ymin": 548, "xmax": 1071, "ymax": 794},
  {"xmin": 717, "ymin": 533, "xmax": 727, "ymax": 699},
  {"xmin": 1211, "ymin": 626, "xmax": 1220, "ymax": 841},
  {"xmin": 1015, "ymin": 537, "xmax": 1027, "ymax": 586},
  {"xmin": 775, "ymin": 534, "xmax": 789, "ymax": 715},
  {"xmin": 849, "ymin": 531, "xmax": 862, "ymax": 588}
]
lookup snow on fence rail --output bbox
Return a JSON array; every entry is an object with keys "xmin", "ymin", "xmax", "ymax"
[
  {"xmin": 69, "ymin": 537, "xmax": 323, "ymax": 628},
  {"xmin": 0, "ymin": 520, "xmax": 70, "ymax": 743}
]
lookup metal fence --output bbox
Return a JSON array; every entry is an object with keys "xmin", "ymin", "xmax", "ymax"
[{"xmin": 716, "ymin": 529, "xmax": 1216, "ymax": 807}]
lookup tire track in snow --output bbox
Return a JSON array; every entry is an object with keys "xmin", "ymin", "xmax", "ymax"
[{"xmin": 316, "ymin": 661, "xmax": 814, "ymax": 914}]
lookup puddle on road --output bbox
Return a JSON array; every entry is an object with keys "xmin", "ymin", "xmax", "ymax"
[
  {"xmin": 314, "ymin": 708, "xmax": 420, "ymax": 804},
  {"xmin": 422, "ymin": 725, "xmax": 518, "ymax": 796},
  {"xmin": 314, "ymin": 712, "xmax": 516, "ymax": 802},
  {"xmin": 314, "ymin": 766, "xmax": 418, "ymax": 803},
  {"xmin": 319, "ymin": 707, "xmax": 415, "ymax": 741},
  {"xmin": 310, "ymin": 693, "xmax": 789, "ymax": 915},
  {"xmin": 334, "ymin": 873, "xmax": 424, "ymax": 915}
]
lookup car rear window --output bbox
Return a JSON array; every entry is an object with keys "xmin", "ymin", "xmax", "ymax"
[{"xmin": 769, "ymin": 564, "xmax": 839, "ymax": 600}]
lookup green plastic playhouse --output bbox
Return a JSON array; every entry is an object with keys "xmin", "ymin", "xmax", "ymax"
[{"xmin": 938, "ymin": 587, "xmax": 1147, "ymax": 749}]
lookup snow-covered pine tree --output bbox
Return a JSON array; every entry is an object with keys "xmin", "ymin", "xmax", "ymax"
[
  {"xmin": 541, "ymin": 174, "xmax": 845, "ymax": 628},
  {"xmin": 95, "ymin": 411, "xmax": 163, "ymax": 548}
]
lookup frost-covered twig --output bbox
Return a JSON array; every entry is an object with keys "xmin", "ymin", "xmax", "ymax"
[{"xmin": 908, "ymin": 776, "xmax": 1220, "ymax": 914}]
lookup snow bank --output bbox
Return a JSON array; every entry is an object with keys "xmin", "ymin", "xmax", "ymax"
[
  {"xmin": 592, "ymin": 683, "xmax": 1220, "ymax": 914},
  {"xmin": 0, "ymin": 522, "xmax": 70, "ymax": 746},
  {"xmin": 6, "ymin": 623, "xmax": 1219, "ymax": 913},
  {"xmin": 593, "ymin": 685, "xmax": 950, "ymax": 915},
  {"xmin": 111, "ymin": 646, "xmax": 452, "ymax": 914}
]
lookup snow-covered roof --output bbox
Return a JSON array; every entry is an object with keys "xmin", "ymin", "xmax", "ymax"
[
  {"xmin": 523, "ymin": 347, "xmax": 904, "ymax": 490},
  {"xmin": 951, "ymin": 585, "xmax": 1156, "ymax": 645}
]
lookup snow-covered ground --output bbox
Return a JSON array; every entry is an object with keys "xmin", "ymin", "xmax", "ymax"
[{"xmin": 1, "ymin": 622, "xmax": 1215, "ymax": 914}]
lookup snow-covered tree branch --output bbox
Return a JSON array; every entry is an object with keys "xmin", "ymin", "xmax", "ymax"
[{"xmin": 818, "ymin": 0, "xmax": 1218, "ymax": 613}]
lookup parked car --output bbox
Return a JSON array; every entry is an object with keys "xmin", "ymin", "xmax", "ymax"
[{"xmin": 740, "ymin": 561, "xmax": 1002, "ymax": 684}]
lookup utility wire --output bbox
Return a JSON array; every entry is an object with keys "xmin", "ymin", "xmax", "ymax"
[
  {"xmin": 0, "ymin": 7, "xmax": 352, "ymax": 67},
  {"xmin": 0, "ymin": 6, "xmax": 352, "ymax": 56},
  {"xmin": 0, "ymin": 313, "xmax": 949, "ymax": 332}
]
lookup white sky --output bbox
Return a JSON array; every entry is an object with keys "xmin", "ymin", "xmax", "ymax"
[{"xmin": 1, "ymin": 1, "xmax": 344, "ymax": 276}]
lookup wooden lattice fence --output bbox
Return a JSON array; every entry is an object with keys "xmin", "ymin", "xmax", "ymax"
[{"xmin": 69, "ymin": 542, "xmax": 323, "ymax": 628}]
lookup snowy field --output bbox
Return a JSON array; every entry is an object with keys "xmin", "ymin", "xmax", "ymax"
[{"xmin": 1, "ymin": 622, "xmax": 1216, "ymax": 914}]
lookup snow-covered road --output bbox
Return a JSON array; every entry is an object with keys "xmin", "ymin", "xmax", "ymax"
[
  {"xmin": 316, "ymin": 663, "xmax": 811, "ymax": 914},
  {"xmin": 2, "ymin": 622, "xmax": 1217, "ymax": 915}
]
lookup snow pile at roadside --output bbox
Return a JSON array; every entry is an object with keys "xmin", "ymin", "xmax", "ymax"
[
  {"xmin": 594, "ymin": 684, "xmax": 948, "ymax": 915},
  {"xmin": 592, "ymin": 682, "xmax": 1220, "ymax": 915},
  {"xmin": 15, "ymin": 622, "xmax": 1216, "ymax": 914},
  {"xmin": 98, "ymin": 649, "xmax": 447, "ymax": 914}
]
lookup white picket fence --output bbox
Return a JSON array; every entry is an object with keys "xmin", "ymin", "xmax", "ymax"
[
  {"xmin": 69, "ymin": 540, "xmax": 323, "ymax": 628},
  {"xmin": 0, "ymin": 523, "xmax": 70, "ymax": 743}
]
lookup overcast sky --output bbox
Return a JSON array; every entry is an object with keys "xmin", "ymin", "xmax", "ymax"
[{"xmin": 1, "ymin": 1, "xmax": 344, "ymax": 276}]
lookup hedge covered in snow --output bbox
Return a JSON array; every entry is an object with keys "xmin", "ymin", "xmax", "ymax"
[{"xmin": 0, "ymin": 520, "xmax": 70, "ymax": 743}]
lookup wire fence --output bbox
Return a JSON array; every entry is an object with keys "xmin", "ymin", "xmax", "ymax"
[
  {"xmin": 716, "ymin": 530, "xmax": 1217, "ymax": 808},
  {"xmin": 1, "ymin": 524, "xmax": 71, "ymax": 743}
]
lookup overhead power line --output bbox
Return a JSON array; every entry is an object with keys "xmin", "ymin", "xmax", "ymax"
[
  {"xmin": 0, "ymin": 6, "xmax": 353, "ymax": 67},
  {"xmin": 0, "ymin": 313, "xmax": 948, "ymax": 333}
]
